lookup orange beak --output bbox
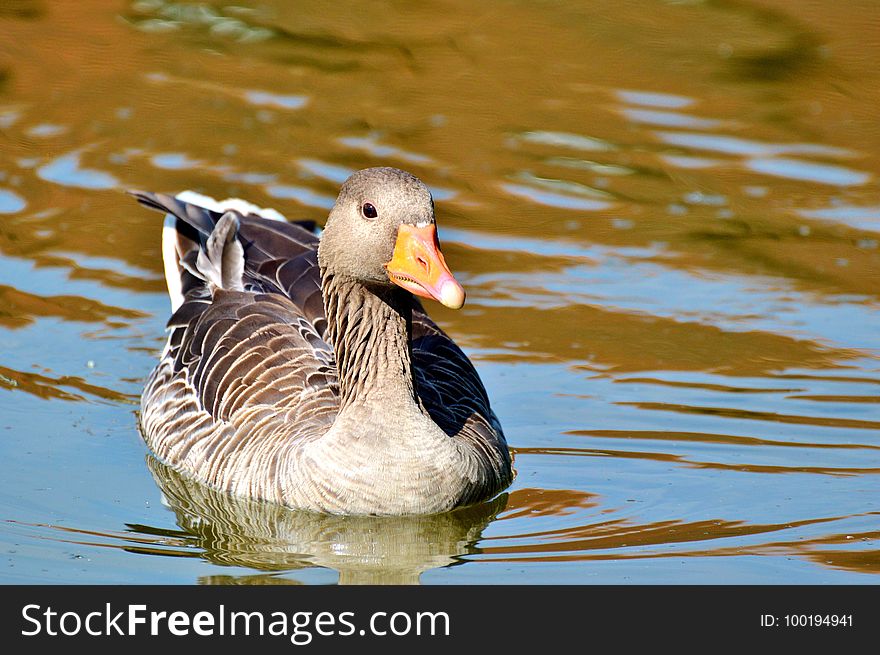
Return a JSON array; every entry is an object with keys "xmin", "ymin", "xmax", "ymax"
[{"xmin": 384, "ymin": 223, "xmax": 466, "ymax": 309}]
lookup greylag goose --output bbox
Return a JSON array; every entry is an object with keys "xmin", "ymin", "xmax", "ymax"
[{"xmin": 133, "ymin": 167, "xmax": 513, "ymax": 515}]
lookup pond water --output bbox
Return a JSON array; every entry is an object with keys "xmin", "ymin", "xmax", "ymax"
[{"xmin": 1, "ymin": 0, "xmax": 879, "ymax": 584}]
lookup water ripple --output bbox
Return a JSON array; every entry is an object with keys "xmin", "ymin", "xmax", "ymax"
[
  {"xmin": 618, "ymin": 107, "xmax": 725, "ymax": 130},
  {"xmin": 797, "ymin": 205, "xmax": 880, "ymax": 232},
  {"xmin": 500, "ymin": 183, "xmax": 614, "ymax": 211},
  {"xmin": 516, "ymin": 130, "xmax": 616, "ymax": 152},
  {"xmin": 615, "ymin": 89, "xmax": 694, "ymax": 109},
  {"xmin": 338, "ymin": 135, "xmax": 433, "ymax": 165},
  {"xmin": 654, "ymin": 130, "xmax": 856, "ymax": 159},
  {"xmin": 242, "ymin": 90, "xmax": 309, "ymax": 110},
  {"xmin": 746, "ymin": 157, "xmax": 870, "ymax": 186}
]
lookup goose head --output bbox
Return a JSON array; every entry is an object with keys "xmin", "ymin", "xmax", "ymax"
[{"xmin": 317, "ymin": 167, "xmax": 465, "ymax": 309}]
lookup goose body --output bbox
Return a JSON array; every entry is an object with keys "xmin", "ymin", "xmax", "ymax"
[{"xmin": 135, "ymin": 167, "xmax": 513, "ymax": 515}]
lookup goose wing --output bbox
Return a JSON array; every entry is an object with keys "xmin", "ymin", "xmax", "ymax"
[
  {"xmin": 411, "ymin": 310, "xmax": 506, "ymax": 453},
  {"xmin": 134, "ymin": 192, "xmax": 338, "ymax": 446}
]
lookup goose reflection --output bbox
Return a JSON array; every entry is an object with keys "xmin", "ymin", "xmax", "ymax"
[{"xmin": 144, "ymin": 456, "xmax": 509, "ymax": 584}]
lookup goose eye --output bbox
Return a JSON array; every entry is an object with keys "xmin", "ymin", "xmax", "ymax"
[{"xmin": 361, "ymin": 203, "xmax": 378, "ymax": 219}]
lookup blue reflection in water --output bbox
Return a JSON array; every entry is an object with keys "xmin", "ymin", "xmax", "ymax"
[
  {"xmin": 0, "ymin": 188, "xmax": 26, "ymax": 214},
  {"xmin": 615, "ymin": 88, "xmax": 694, "ymax": 108},
  {"xmin": 500, "ymin": 183, "xmax": 614, "ymax": 211},
  {"xmin": 517, "ymin": 130, "xmax": 615, "ymax": 152},
  {"xmin": 338, "ymin": 135, "xmax": 433, "ymax": 165},
  {"xmin": 797, "ymin": 205, "xmax": 880, "ymax": 232},
  {"xmin": 746, "ymin": 157, "xmax": 870, "ymax": 187},
  {"xmin": 243, "ymin": 90, "xmax": 309, "ymax": 110},
  {"xmin": 619, "ymin": 107, "xmax": 723, "ymax": 130},
  {"xmin": 265, "ymin": 184, "xmax": 336, "ymax": 209},
  {"xmin": 150, "ymin": 152, "xmax": 204, "ymax": 170},
  {"xmin": 654, "ymin": 131, "xmax": 854, "ymax": 158},
  {"xmin": 37, "ymin": 150, "xmax": 119, "ymax": 190}
]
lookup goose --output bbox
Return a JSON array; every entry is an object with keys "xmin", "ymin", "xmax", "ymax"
[{"xmin": 132, "ymin": 167, "xmax": 513, "ymax": 515}]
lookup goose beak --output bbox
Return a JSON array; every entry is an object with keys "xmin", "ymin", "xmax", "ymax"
[{"xmin": 385, "ymin": 223, "xmax": 466, "ymax": 309}]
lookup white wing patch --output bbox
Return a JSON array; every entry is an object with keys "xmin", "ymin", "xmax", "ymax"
[
  {"xmin": 175, "ymin": 190, "xmax": 288, "ymax": 222},
  {"xmin": 162, "ymin": 213, "xmax": 185, "ymax": 312}
]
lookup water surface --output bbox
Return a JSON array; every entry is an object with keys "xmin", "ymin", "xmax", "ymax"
[{"xmin": 1, "ymin": 0, "xmax": 879, "ymax": 584}]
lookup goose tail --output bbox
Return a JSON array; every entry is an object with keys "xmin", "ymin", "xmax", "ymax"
[{"xmin": 131, "ymin": 190, "xmax": 287, "ymax": 310}]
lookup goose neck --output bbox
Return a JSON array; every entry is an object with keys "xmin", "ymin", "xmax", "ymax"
[{"xmin": 321, "ymin": 272, "xmax": 419, "ymax": 411}]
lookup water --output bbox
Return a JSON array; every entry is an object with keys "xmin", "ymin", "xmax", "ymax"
[{"xmin": 1, "ymin": 0, "xmax": 878, "ymax": 584}]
